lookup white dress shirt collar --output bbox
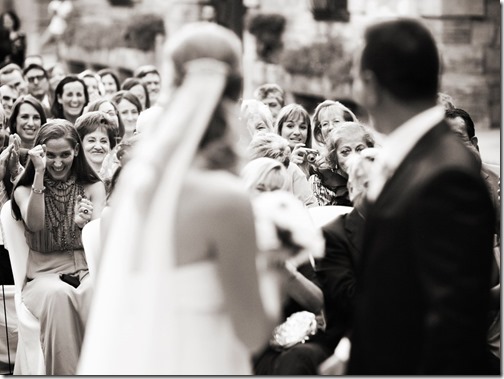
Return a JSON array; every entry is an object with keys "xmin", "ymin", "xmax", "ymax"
[{"xmin": 367, "ymin": 105, "xmax": 445, "ymax": 202}]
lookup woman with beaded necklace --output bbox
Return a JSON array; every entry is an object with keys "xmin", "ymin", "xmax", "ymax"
[{"xmin": 11, "ymin": 119, "xmax": 106, "ymax": 375}]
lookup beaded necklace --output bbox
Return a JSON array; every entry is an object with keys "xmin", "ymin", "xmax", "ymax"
[{"xmin": 43, "ymin": 175, "xmax": 85, "ymax": 252}]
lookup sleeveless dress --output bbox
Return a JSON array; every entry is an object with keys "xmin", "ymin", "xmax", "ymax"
[{"xmin": 21, "ymin": 178, "xmax": 92, "ymax": 374}]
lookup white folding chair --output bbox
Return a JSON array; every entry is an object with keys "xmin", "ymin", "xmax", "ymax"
[
  {"xmin": 307, "ymin": 205, "xmax": 353, "ymax": 228},
  {"xmin": 81, "ymin": 218, "xmax": 101, "ymax": 279},
  {"xmin": 0, "ymin": 200, "xmax": 45, "ymax": 375}
]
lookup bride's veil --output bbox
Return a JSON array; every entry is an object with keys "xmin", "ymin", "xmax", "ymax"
[{"xmin": 78, "ymin": 22, "xmax": 242, "ymax": 374}]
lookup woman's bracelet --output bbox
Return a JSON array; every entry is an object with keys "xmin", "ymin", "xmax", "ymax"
[{"xmin": 31, "ymin": 185, "xmax": 45, "ymax": 194}]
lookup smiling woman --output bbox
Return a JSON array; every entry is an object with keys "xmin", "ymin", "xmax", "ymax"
[
  {"xmin": 74, "ymin": 111, "xmax": 118, "ymax": 177},
  {"xmin": 50, "ymin": 75, "xmax": 89, "ymax": 124},
  {"xmin": 275, "ymin": 103, "xmax": 313, "ymax": 178},
  {"xmin": 9, "ymin": 119, "xmax": 106, "ymax": 375},
  {"xmin": 9, "ymin": 95, "xmax": 47, "ymax": 150}
]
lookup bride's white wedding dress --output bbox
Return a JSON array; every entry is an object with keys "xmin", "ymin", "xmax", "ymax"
[
  {"xmin": 78, "ymin": 256, "xmax": 252, "ymax": 375},
  {"xmin": 167, "ymin": 260, "xmax": 252, "ymax": 374}
]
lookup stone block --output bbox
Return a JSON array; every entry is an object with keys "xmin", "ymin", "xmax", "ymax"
[
  {"xmin": 472, "ymin": 21, "xmax": 496, "ymax": 45},
  {"xmin": 485, "ymin": 48, "xmax": 501, "ymax": 73},
  {"xmin": 419, "ymin": 0, "xmax": 485, "ymax": 17},
  {"xmin": 442, "ymin": 46, "xmax": 485, "ymax": 74},
  {"xmin": 441, "ymin": 19, "xmax": 472, "ymax": 44}
]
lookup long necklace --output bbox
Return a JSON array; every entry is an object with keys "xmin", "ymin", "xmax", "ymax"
[{"xmin": 44, "ymin": 175, "xmax": 84, "ymax": 251}]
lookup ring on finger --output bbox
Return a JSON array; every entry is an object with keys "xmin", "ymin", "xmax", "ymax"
[{"xmin": 83, "ymin": 209, "xmax": 89, "ymax": 214}]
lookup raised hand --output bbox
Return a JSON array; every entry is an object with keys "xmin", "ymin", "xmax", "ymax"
[
  {"xmin": 290, "ymin": 143, "xmax": 308, "ymax": 165},
  {"xmin": 0, "ymin": 145, "xmax": 14, "ymax": 181},
  {"xmin": 74, "ymin": 195, "xmax": 93, "ymax": 228},
  {"xmin": 8, "ymin": 134, "xmax": 21, "ymax": 174},
  {"xmin": 28, "ymin": 144, "xmax": 47, "ymax": 172}
]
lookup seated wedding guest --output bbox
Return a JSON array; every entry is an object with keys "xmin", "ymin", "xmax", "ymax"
[
  {"xmin": 50, "ymin": 75, "xmax": 89, "ymax": 124},
  {"xmin": 11, "ymin": 119, "xmax": 106, "ymax": 374},
  {"xmin": 133, "ymin": 64, "xmax": 161, "ymax": 105},
  {"xmin": 23, "ymin": 63, "xmax": 52, "ymax": 116},
  {"xmin": 254, "ymin": 83, "xmax": 285, "ymax": 122},
  {"xmin": 275, "ymin": 103, "xmax": 315, "ymax": 178},
  {"xmin": 445, "ymin": 107, "xmax": 500, "ymax": 230},
  {"xmin": 85, "ymin": 98, "xmax": 125, "ymax": 143},
  {"xmin": 316, "ymin": 149, "xmax": 378, "ymax": 375},
  {"xmin": 312, "ymin": 100, "xmax": 358, "ymax": 148},
  {"xmin": 240, "ymin": 99, "xmax": 274, "ymax": 135},
  {"xmin": 241, "ymin": 157, "xmax": 289, "ymax": 196},
  {"xmin": 238, "ymin": 99, "xmax": 274, "ymax": 149},
  {"xmin": 247, "ymin": 132, "xmax": 317, "ymax": 207},
  {"xmin": 0, "ymin": 82, "xmax": 18, "ymax": 119},
  {"xmin": 111, "ymin": 90, "xmax": 141, "ymax": 140},
  {"xmin": 78, "ymin": 22, "xmax": 290, "ymax": 375},
  {"xmin": 86, "ymin": 99, "xmax": 126, "ymax": 186},
  {"xmin": 74, "ymin": 111, "xmax": 117, "ymax": 178},
  {"xmin": 445, "ymin": 107, "xmax": 500, "ymax": 373},
  {"xmin": 78, "ymin": 70, "xmax": 103, "ymax": 103},
  {"xmin": 251, "ymin": 190, "xmax": 326, "ymax": 375},
  {"xmin": 309, "ymin": 121, "xmax": 375, "ymax": 206},
  {"xmin": 0, "ymin": 63, "xmax": 27, "ymax": 95},
  {"xmin": 121, "ymin": 77, "xmax": 150, "ymax": 110},
  {"xmin": 97, "ymin": 68, "xmax": 120, "ymax": 100},
  {"xmin": 5, "ymin": 95, "xmax": 47, "ymax": 196}
]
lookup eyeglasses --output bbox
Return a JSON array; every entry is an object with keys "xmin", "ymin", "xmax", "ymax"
[{"xmin": 26, "ymin": 74, "xmax": 46, "ymax": 83}]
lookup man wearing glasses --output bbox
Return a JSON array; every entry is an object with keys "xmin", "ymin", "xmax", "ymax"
[{"xmin": 23, "ymin": 64, "xmax": 52, "ymax": 117}]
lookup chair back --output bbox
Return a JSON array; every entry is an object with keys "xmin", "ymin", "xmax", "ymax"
[
  {"xmin": 308, "ymin": 205, "xmax": 353, "ymax": 228},
  {"xmin": 0, "ymin": 200, "xmax": 46, "ymax": 374},
  {"xmin": 0, "ymin": 201, "xmax": 29, "ymax": 292},
  {"xmin": 82, "ymin": 218, "xmax": 101, "ymax": 278}
]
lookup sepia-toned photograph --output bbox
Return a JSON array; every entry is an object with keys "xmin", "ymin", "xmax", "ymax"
[{"xmin": 0, "ymin": 0, "xmax": 501, "ymax": 375}]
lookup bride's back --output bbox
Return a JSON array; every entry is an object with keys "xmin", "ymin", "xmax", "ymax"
[{"xmin": 175, "ymin": 167, "xmax": 251, "ymax": 267}]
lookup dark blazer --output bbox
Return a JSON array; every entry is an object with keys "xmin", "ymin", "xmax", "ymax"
[
  {"xmin": 316, "ymin": 208, "xmax": 365, "ymax": 351},
  {"xmin": 348, "ymin": 122, "xmax": 495, "ymax": 375}
]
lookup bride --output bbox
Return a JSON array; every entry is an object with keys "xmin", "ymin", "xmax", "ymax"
[{"xmin": 77, "ymin": 22, "xmax": 288, "ymax": 374}]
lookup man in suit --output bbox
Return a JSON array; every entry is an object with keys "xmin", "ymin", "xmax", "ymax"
[{"xmin": 347, "ymin": 18, "xmax": 496, "ymax": 374}]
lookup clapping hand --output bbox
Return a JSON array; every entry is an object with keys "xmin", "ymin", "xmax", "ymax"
[
  {"xmin": 0, "ymin": 145, "xmax": 14, "ymax": 181},
  {"xmin": 74, "ymin": 195, "xmax": 93, "ymax": 228},
  {"xmin": 7, "ymin": 134, "xmax": 21, "ymax": 174}
]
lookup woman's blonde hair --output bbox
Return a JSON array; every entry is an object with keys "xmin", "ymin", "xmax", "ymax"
[
  {"xmin": 241, "ymin": 157, "xmax": 289, "ymax": 194},
  {"xmin": 240, "ymin": 99, "xmax": 274, "ymax": 135},
  {"xmin": 312, "ymin": 100, "xmax": 358, "ymax": 144},
  {"xmin": 325, "ymin": 121, "xmax": 375, "ymax": 172}
]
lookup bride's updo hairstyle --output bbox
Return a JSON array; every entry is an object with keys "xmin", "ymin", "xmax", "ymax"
[
  {"xmin": 168, "ymin": 23, "xmax": 242, "ymax": 100},
  {"xmin": 162, "ymin": 23, "xmax": 243, "ymax": 172}
]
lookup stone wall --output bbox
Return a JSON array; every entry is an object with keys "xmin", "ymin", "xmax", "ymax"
[{"xmin": 244, "ymin": 0, "xmax": 501, "ymax": 129}]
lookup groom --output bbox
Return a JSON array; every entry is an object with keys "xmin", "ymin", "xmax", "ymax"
[{"xmin": 348, "ymin": 18, "xmax": 495, "ymax": 374}]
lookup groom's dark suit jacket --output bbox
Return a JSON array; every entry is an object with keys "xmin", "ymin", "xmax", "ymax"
[{"xmin": 347, "ymin": 122, "xmax": 495, "ymax": 375}]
